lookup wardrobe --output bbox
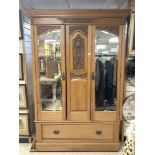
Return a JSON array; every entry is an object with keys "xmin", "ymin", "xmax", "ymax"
[{"xmin": 28, "ymin": 9, "xmax": 130, "ymax": 151}]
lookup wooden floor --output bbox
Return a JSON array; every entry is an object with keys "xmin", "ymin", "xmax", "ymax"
[{"xmin": 19, "ymin": 143, "xmax": 123, "ymax": 155}]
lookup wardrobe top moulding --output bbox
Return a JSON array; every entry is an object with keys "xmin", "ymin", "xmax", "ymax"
[
  {"xmin": 26, "ymin": 9, "xmax": 131, "ymax": 25},
  {"xmin": 27, "ymin": 9, "xmax": 131, "ymax": 18}
]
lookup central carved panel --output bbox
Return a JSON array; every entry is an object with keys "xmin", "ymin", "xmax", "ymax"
[{"xmin": 73, "ymin": 34, "xmax": 85, "ymax": 70}]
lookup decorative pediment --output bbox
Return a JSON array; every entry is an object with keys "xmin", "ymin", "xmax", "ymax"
[{"xmin": 57, "ymin": 18, "xmax": 93, "ymax": 23}]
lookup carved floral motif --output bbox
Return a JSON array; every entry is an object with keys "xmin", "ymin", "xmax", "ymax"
[
  {"xmin": 37, "ymin": 26, "xmax": 60, "ymax": 36},
  {"xmin": 72, "ymin": 34, "xmax": 85, "ymax": 70},
  {"xmin": 70, "ymin": 72, "xmax": 87, "ymax": 79},
  {"xmin": 96, "ymin": 26, "xmax": 119, "ymax": 36},
  {"xmin": 69, "ymin": 26, "xmax": 88, "ymax": 36},
  {"xmin": 57, "ymin": 18, "xmax": 92, "ymax": 23}
]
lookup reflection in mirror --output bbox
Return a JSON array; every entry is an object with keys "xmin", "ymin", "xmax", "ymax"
[
  {"xmin": 37, "ymin": 26, "xmax": 62, "ymax": 111},
  {"xmin": 95, "ymin": 28, "xmax": 119, "ymax": 111}
]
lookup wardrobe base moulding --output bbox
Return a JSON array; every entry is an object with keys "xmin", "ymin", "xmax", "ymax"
[
  {"xmin": 34, "ymin": 142, "xmax": 121, "ymax": 152},
  {"xmin": 33, "ymin": 121, "xmax": 120, "ymax": 151}
]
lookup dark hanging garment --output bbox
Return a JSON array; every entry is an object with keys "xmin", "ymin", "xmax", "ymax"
[
  {"xmin": 105, "ymin": 60, "xmax": 114, "ymax": 86},
  {"xmin": 95, "ymin": 59, "xmax": 100, "ymax": 91},
  {"xmin": 110, "ymin": 57, "xmax": 118, "ymax": 99},
  {"xmin": 95, "ymin": 59, "xmax": 105, "ymax": 107},
  {"xmin": 110, "ymin": 57, "xmax": 118, "ymax": 86},
  {"xmin": 98, "ymin": 60, "xmax": 105, "ymax": 92},
  {"xmin": 105, "ymin": 60, "xmax": 114, "ymax": 105}
]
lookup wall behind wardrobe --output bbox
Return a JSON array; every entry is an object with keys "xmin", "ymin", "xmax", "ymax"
[
  {"xmin": 20, "ymin": 0, "xmax": 35, "ymax": 137},
  {"xmin": 23, "ymin": 12, "xmax": 35, "ymax": 136}
]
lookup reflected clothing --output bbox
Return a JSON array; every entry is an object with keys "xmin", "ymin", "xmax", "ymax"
[
  {"xmin": 95, "ymin": 58, "xmax": 117, "ymax": 107},
  {"xmin": 105, "ymin": 60, "xmax": 114, "ymax": 87},
  {"xmin": 95, "ymin": 59, "xmax": 100, "ymax": 91},
  {"xmin": 110, "ymin": 58, "xmax": 118, "ymax": 86},
  {"xmin": 95, "ymin": 59, "xmax": 105, "ymax": 107},
  {"xmin": 96, "ymin": 59, "xmax": 105, "ymax": 91},
  {"xmin": 105, "ymin": 60, "xmax": 114, "ymax": 105}
]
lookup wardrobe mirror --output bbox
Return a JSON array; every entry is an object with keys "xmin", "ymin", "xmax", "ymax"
[
  {"xmin": 95, "ymin": 27, "xmax": 119, "ymax": 111},
  {"xmin": 37, "ymin": 26, "xmax": 62, "ymax": 111}
]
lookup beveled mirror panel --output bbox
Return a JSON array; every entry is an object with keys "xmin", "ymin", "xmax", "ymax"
[
  {"xmin": 95, "ymin": 26, "xmax": 119, "ymax": 111},
  {"xmin": 37, "ymin": 26, "xmax": 62, "ymax": 111}
]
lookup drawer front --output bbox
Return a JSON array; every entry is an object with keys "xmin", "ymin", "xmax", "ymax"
[{"xmin": 42, "ymin": 124, "xmax": 114, "ymax": 140}]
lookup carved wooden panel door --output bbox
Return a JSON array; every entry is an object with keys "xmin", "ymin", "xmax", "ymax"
[{"xmin": 66, "ymin": 25, "xmax": 92, "ymax": 121}]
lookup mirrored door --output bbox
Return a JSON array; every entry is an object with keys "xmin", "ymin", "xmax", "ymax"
[
  {"xmin": 35, "ymin": 25, "xmax": 66, "ymax": 120},
  {"xmin": 91, "ymin": 26, "xmax": 120, "ymax": 121}
]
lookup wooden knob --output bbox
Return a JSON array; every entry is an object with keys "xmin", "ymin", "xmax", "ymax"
[
  {"xmin": 53, "ymin": 130, "xmax": 60, "ymax": 135},
  {"xmin": 96, "ymin": 130, "xmax": 102, "ymax": 135}
]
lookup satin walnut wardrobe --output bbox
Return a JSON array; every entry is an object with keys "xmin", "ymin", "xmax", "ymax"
[{"xmin": 28, "ymin": 9, "xmax": 130, "ymax": 151}]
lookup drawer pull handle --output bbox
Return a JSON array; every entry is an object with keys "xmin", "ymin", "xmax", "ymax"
[
  {"xmin": 96, "ymin": 130, "xmax": 102, "ymax": 135},
  {"xmin": 53, "ymin": 130, "xmax": 60, "ymax": 135}
]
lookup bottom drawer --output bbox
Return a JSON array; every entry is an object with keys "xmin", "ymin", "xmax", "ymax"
[{"xmin": 42, "ymin": 123, "xmax": 114, "ymax": 140}]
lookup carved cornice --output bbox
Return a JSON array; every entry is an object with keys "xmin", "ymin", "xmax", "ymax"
[
  {"xmin": 37, "ymin": 26, "xmax": 60, "ymax": 36},
  {"xmin": 96, "ymin": 26, "xmax": 119, "ymax": 36},
  {"xmin": 57, "ymin": 18, "xmax": 93, "ymax": 23}
]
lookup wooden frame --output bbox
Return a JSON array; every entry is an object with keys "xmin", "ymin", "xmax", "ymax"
[
  {"xmin": 19, "ymin": 113, "xmax": 30, "ymax": 136},
  {"xmin": 19, "ymin": 54, "xmax": 24, "ymax": 80},
  {"xmin": 128, "ymin": 13, "xmax": 135, "ymax": 55},
  {"xmin": 19, "ymin": 9, "xmax": 24, "ymax": 39},
  {"xmin": 19, "ymin": 84, "xmax": 28, "ymax": 109}
]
